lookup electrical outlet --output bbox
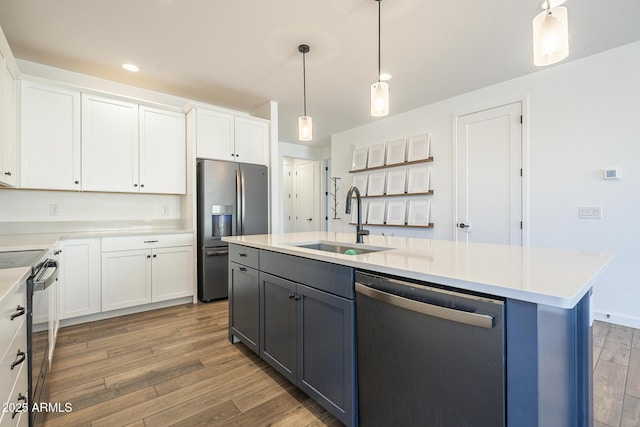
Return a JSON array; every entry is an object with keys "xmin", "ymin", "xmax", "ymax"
[
  {"xmin": 49, "ymin": 204, "xmax": 60, "ymax": 216},
  {"xmin": 578, "ymin": 206, "xmax": 602, "ymax": 219}
]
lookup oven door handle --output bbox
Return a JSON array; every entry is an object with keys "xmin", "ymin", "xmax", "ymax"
[{"xmin": 29, "ymin": 259, "xmax": 59, "ymax": 292}]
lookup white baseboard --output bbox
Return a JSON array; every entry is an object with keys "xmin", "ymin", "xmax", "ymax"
[{"xmin": 594, "ymin": 311, "xmax": 640, "ymax": 329}]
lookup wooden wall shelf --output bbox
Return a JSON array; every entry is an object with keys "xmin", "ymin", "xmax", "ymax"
[{"xmin": 349, "ymin": 157, "xmax": 434, "ymax": 173}]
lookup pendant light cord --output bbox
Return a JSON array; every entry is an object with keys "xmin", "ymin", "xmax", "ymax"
[
  {"xmin": 377, "ymin": 0, "xmax": 381, "ymax": 83},
  {"xmin": 303, "ymin": 50, "xmax": 307, "ymax": 116}
]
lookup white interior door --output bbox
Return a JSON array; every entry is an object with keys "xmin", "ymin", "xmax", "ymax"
[
  {"xmin": 456, "ymin": 102, "xmax": 523, "ymax": 245},
  {"xmin": 283, "ymin": 162, "xmax": 294, "ymax": 233},
  {"xmin": 295, "ymin": 160, "xmax": 319, "ymax": 232}
]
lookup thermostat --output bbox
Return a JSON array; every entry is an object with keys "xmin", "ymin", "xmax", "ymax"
[{"xmin": 602, "ymin": 168, "xmax": 622, "ymax": 180}]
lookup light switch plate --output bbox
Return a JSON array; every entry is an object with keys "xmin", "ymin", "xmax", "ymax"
[{"xmin": 579, "ymin": 206, "xmax": 602, "ymax": 219}]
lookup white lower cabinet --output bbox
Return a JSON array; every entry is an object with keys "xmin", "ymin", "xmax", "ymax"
[
  {"xmin": 101, "ymin": 234, "xmax": 194, "ymax": 312},
  {"xmin": 58, "ymin": 239, "xmax": 101, "ymax": 320}
]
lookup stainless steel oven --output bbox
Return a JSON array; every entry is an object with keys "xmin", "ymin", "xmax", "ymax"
[{"xmin": 27, "ymin": 255, "xmax": 57, "ymax": 427}]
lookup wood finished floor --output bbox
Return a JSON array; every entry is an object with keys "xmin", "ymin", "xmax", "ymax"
[{"xmin": 43, "ymin": 302, "xmax": 639, "ymax": 427}]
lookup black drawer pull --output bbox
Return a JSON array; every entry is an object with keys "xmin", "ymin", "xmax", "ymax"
[
  {"xmin": 144, "ymin": 240, "xmax": 159, "ymax": 243},
  {"xmin": 11, "ymin": 350, "xmax": 26, "ymax": 370},
  {"xmin": 239, "ymin": 253, "xmax": 248, "ymax": 257},
  {"xmin": 12, "ymin": 393, "xmax": 27, "ymax": 419},
  {"xmin": 239, "ymin": 267, "xmax": 247, "ymax": 272},
  {"xmin": 11, "ymin": 306, "xmax": 25, "ymax": 320}
]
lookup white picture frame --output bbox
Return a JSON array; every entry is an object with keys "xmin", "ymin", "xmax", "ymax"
[
  {"xmin": 351, "ymin": 147, "xmax": 368, "ymax": 171},
  {"xmin": 386, "ymin": 201, "xmax": 407, "ymax": 225},
  {"xmin": 385, "ymin": 138, "xmax": 406, "ymax": 165},
  {"xmin": 407, "ymin": 199, "xmax": 431, "ymax": 226},
  {"xmin": 351, "ymin": 201, "xmax": 368, "ymax": 224},
  {"xmin": 367, "ymin": 172, "xmax": 386, "ymax": 196},
  {"xmin": 407, "ymin": 133, "xmax": 431, "ymax": 162},
  {"xmin": 352, "ymin": 174, "xmax": 368, "ymax": 195},
  {"xmin": 368, "ymin": 143, "xmax": 386, "ymax": 168},
  {"xmin": 386, "ymin": 169, "xmax": 406, "ymax": 195},
  {"xmin": 367, "ymin": 201, "xmax": 385, "ymax": 225},
  {"xmin": 407, "ymin": 166, "xmax": 430, "ymax": 193}
]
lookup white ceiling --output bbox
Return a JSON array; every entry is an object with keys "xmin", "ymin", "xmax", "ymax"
[{"xmin": 1, "ymin": 0, "xmax": 639, "ymax": 147}]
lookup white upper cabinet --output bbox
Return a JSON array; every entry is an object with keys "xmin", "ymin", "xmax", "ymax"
[
  {"xmin": 82, "ymin": 94, "xmax": 139, "ymax": 192},
  {"xmin": 21, "ymin": 81, "xmax": 81, "ymax": 190},
  {"xmin": 0, "ymin": 47, "xmax": 18, "ymax": 187},
  {"xmin": 234, "ymin": 116, "xmax": 269, "ymax": 166},
  {"xmin": 195, "ymin": 108, "xmax": 235, "ymax": 161},
  {"xmin": 193, "ymin": 106, "xmax": 269, "ymax": 166},
  {"xmin": 139, "ymin": 106, "xmax": 186, "ymax": 194}
]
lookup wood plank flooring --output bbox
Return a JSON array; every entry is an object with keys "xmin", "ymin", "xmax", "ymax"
[{"xmin": 43, "ymin": 302, "xmax": 639, "ymax": 426}]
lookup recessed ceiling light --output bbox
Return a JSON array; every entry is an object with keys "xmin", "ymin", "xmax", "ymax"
[
  {"xmin": 540, "ymin": 0, "xmax": 566, "ymax": 9},
  {"xmin": 122, "ymin": 63, "xmax": 140, "ymax": 72},
  {"xmin": 380, "ymin": 73, "xmax": 392, "ymax": 81}
]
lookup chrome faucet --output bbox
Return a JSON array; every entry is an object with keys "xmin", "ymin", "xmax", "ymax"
[{"xmin": 345, "ymin": 186, "xmax": 369, "ymax": 244}]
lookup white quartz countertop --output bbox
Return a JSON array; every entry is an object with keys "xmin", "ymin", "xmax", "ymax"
[
  {"xmin": 223, "ymin": 232, "xmax": 614, "ymax": 309},
  {"xmin": 0, "ymin": 267, "xmax": 30, "ymax": 303}
]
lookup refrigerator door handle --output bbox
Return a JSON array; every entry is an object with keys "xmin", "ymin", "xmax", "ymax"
[
  {"xmin": 236, "ymin": 169, "xmax": 242, "ymax": 235},
  {"xmin": 241, "ymin": 169, "xmax": 246, "ymax": 235}
]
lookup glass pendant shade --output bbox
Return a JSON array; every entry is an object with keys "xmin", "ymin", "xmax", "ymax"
[
  {"xmin": 298, "ymin": 115, "xmax": 312, "ymax": 141},
  {"xmin": 370, "ymin": 81, "xmax": 389, "ymax": 117},
  {"xmin": 533, "ymin": 6, "xmax": 569, "ymax": 66}
]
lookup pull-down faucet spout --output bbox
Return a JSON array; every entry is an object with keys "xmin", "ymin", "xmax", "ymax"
[{"xmin": 345, "ymin": 186, "xmax": 369, "ymax": 244}]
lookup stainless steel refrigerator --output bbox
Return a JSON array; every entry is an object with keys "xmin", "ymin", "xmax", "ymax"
[{"xmin": 197, "ymin": 159, "xmax": 268, "ymax": 301}]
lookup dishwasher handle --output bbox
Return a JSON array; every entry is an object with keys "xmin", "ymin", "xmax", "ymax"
[{"xmin": 355, "ymin": 282, "xmax": 495, "ymax": 329}]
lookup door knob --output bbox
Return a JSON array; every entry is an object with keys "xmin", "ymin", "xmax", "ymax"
[{"xmin": 457, "ymin": 223, "xmax": 471, "ymax": 229}]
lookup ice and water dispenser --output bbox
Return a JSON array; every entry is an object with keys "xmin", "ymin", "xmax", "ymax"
[{"xmin": 210, "ymin": 205, "xmax": 233, "ymax": 238}]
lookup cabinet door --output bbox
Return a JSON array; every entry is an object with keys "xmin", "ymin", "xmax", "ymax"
[
  {"xmin": 229, "ymin": 262, "xmax": 260, "ymax": 354},
  {"xmin": 1, "ymin": 58, "xmax": 17, "ymax": 187},
  {"xmin": 234, "ymin": 116, "xmax": 269, "ymax": 166},
  {"xmin": 20, "ymin": 82, "xmax": 81, "ymax": 190},
  {"xmin": 101, "ymin": 249, "xmax": 151, "ymax": 311},
  {"xmin": 59, "ymin": 239, "xmax": 101, "ymax": 320},
  {"xmin": 260, "ymin": 272, "xmax": 297, "ymax": 383},
  {"xmin": 151, "ymin": 246, "xmax": 193, "ymax": 302},
  {"xmin": 139, "ymin": 106, "xmax": 186, "ymax": 194},
  {"xmin": 195, "ymin": 108, "xmax": 235, "ymax": 161},
  {"xmin": 297, "ymin": 284, "xmax": 355, "ymax": 425},
  {"xmin": 82, "ymin": 94, "xmax": 139, "ymax": 192}
]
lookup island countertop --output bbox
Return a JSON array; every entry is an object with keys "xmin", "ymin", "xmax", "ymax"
[{"xmin": 223, "ymin": 232, "xmax": 613, "ymax": 309}]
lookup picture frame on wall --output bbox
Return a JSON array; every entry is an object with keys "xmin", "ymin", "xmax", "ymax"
[
  {"xmin": 407, "ymin": 166, "xmax": 430, "ymax": 193},
  {"xmin": 386, "ymin": 138, "xmax": 406, "ymax": 165},
  {"xmin": 386, "ymin": 201, "xmax": 407, "ymax": 225},
  {"xmin": 351, "ymin": 147, "xmax": 368, "ymax": 171},
  {"xmin": 386, "ymin": 169, "xmax": 406, "ymax": 195},
  {"xmin": 368, "ymin": 143, "xmax": 386, "ymax": 168},
  {"xmin": 367, "ymin": 201, "xmax": 386, "ymax": 225},
  {"xmin": 367, "ymin": 172, "xmax": 386, "ymax": 196},
  {"xmin": 407, "ymin": 199, "xmax": 431, "ymax": 226},
  {"xmin": 352, "ymin": 174, "xmax": 368, "ymax": 195},
  {"xmin": 407, "ymin": 133, "xmax": 431, "ymax": 162}
]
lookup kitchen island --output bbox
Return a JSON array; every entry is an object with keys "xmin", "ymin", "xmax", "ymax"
[{"xmin": 224, "ymin": 231, "xmax": 613, "ymax": 427}]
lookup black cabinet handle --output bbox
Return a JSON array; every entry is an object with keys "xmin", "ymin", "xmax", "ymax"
[
  {"xmin": 153, "ymin": 254, "xmax": 157, "ymax": 258},
  {"xmin": 147, "ymin": 255, "xmax": 151, "ymax": 259},
  {"xmin": 12, "ymin": 393, "xmax": 27, "ymax": 419},
  {"xmin": 134, "ymin": 184, "xmax": 138, "ymax": 187},
  {"xmin": 141, "ymin": 184, "xmax": 145, "ymax": 188},
  {"xmin": 239, "ymin": 267, "xmax": 247, "ymax": 272},
  {"xmin": 288, "ymin": 293, "xmax": 295, "ymax": 299},
  {"xmin": 74, "ymin": 180, "xmax": 79, "ymax": 184},
  {"xmin": 11, "ymin": 306, "xmax": 25, "ymax": 320},
  {"xmin": 294, "ymin": 295, "xmax": 301, "ymax": 301},
  {"xmin": 4, "ymin": 171, "xmax": 12, "ymax": 176},
  {"xmin": 11, "ymin": 350, "xmax": 26, "ymax": 370},
  {"xmin": 239, "ymin": 253, "xmax": 248, "ymax": 257}
]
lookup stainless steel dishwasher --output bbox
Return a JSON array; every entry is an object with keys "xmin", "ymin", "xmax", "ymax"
[{"xmin": 355, "ymin": 271, "xmax": 505, "ymax": 426}]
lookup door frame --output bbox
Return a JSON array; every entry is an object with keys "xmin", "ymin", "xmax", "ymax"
[{"xmin": 452, "ymin": 95, "xmax": 530, "ymax": 246}]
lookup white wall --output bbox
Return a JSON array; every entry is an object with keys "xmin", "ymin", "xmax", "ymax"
[{"xmin": 331, "ymin": 41, "xmax": 640, "ymax": 327}]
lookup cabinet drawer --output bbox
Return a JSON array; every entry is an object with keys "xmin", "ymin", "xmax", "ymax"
[
  {"xmin": 0, "ymin": 361, "xmax": 28, "ymax": 427},
  {"xmin": 0, "ymin": 320, "xmax": 27, "ymax": 407},
  {"xmin": 0, "ymin": 283, "xmax": 27, "ymax": 360},
  {"xmin": 229, "ymin": 245, "xmax": 259, "ymax": 269},
  {"xmin": 102, "ymin": 233, "xmax": 194, "ymax": 252}
]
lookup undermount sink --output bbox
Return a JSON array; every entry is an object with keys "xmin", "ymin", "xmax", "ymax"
[{"xmin": 290, "ymin": 241, "xmax": 390, "ymax": 255}]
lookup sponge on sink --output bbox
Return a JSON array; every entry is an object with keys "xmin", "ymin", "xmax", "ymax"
[{"xmin": 344, "ymin": 249, "xmax": 358, "ymax": 255}]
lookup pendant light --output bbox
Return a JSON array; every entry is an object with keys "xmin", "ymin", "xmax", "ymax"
[
  {"xmin": 371, "ymin": 0, "xmax": 389, "ymax": 117},
  {"xmin": 298, "ymin": 44, "xmax": 312, "ymax": 141},
  {"xmin": 533, "ymin": 0, "xmax": 569, "ymax": 66}
]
